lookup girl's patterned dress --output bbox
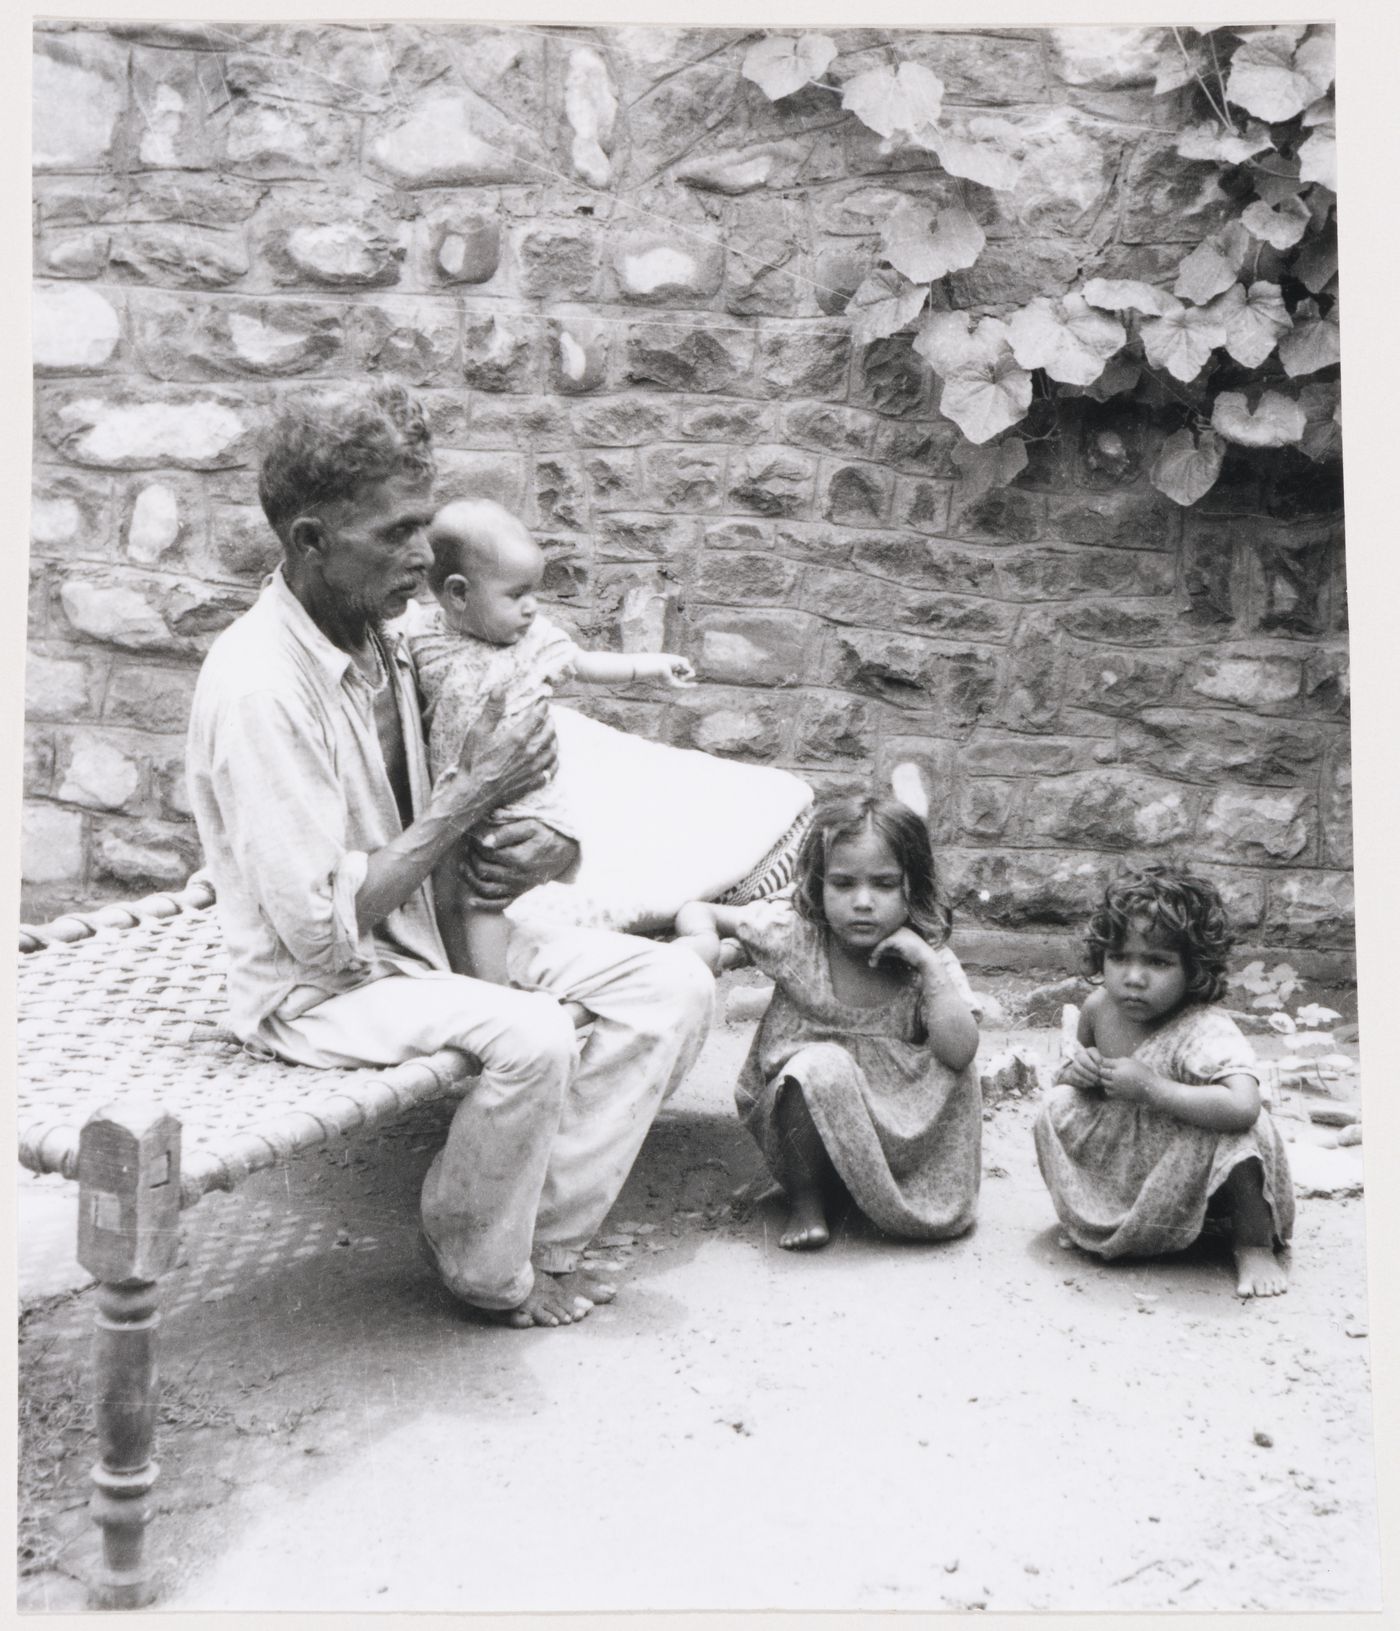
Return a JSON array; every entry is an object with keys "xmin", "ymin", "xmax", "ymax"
[
  {"xmin": 1033, "ymin": 1002, "xmax": 1295, "ymax": 1259},
  {"xmin": 733, "ymin": 899, "xmax": 982, "ymax": 1241}
]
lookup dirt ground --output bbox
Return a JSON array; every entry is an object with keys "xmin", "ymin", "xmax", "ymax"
[{"xmin": 17, "ymin": 1005, "xmax": 1379, "ymax": 1614}]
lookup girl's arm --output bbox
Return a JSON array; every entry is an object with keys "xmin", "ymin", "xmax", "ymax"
[
  {"xmin": 1098, "ymin": 1057, "xmax": 1261, "ymax": 1133},
  {"xmin": 572, "ymin": 651, "xmax": 696, "ymax": 688},
  {"xmin": 870, "ymin": 928, "xmax": 978, "ymax": 1070},
  {"xmin": 673, "ymin": 900, "xmax": 752, "ymax": 973},
  {"xmin": 1056, "ymin": 996, "xmax": 1104, "ymax": 1091}
]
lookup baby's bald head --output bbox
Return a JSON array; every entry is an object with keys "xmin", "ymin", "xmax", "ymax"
[{"xmin": 428, "ymin": 499, "xmax": 539, "ymax": 592}]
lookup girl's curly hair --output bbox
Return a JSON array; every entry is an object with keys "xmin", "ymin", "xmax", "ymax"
[
  {"xmin": 258, "ymin": 383, "xmax": 435, "ymax": 541},
  {"xmin": 1086, "ymin": 865, "xmax": 1235, "ymax": 1004},
  {"xmin": 794, "ymin": 794, "xmax": 951, "ymax": 947}
]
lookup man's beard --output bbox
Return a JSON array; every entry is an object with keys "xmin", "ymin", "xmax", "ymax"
[{"xmin": 324, "ymin": 583, "xmax": 386, "ymax": 651}]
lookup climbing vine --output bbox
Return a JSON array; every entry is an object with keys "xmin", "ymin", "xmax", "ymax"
[{"xmin": 741, "ymin": 26, "xmax": 1339, "ymax": 508}]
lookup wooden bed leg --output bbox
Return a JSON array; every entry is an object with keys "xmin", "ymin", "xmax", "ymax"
[{"xmin": 77, "ymin": 1107, "xmax": 181, "ymax": 1610}]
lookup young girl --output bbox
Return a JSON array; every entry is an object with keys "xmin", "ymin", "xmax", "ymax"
[
  {"xmin": 675, "ymin": 794, "xmax": 981, "ymax": 1251},
  {"xmin": 1034, "ymin": 865, "xmax": 1295, "ymax": 1299},
  {"xmin": 407, "ymin": 498, "xmax": 695, "ymax": 986}
]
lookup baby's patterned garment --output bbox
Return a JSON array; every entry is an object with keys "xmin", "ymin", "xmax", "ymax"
[
  {"xmin": 733, "ymin": 899, "xmax": 983, "ymax": 1241},
  {"xmin": 407, "ymin": 607, "xmax": 580, "ymax": 839},
  {"xmin": 1033, "ymin": 1003, "xmax": 1295, "ymax": 1259}
]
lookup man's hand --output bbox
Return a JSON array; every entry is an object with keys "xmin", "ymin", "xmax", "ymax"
[
  {"xmin": 460, "ymin": 818, "xmax": 580, "ymax": 905},
  {"xmin": 1060, "ymin": 1041, "xmax": 1104, "ymax": 1093},
  {"xmin": 1098, "ymin": 1056, "xmax": 1158, "ymax": 1106},
  {"xmin": 435, "ymin": 689, "xmax": 556, "ymax": 827}
]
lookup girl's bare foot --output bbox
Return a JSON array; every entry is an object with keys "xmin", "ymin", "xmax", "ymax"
[
  {"xmin": 780, "ymin": 1189, "xmax": 830, "ymax": 1251},
  {"xmin": 1234, "ymin": 1244, "xmax": 1288, "ymax": 1299}
]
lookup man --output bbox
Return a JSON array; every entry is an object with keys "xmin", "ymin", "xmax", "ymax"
[{"xmin": 187, "ymin": 383, "xmax": 714, "ymax": 1328}]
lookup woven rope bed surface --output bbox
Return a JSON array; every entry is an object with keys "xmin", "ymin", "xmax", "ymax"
[
  {"xmin": 17, "ymin": 876, "xmax": 478, "ymax": 1210},
  {"xmin": 16, "ymin": 812, "xmax": 814, "ymax": 1213}
]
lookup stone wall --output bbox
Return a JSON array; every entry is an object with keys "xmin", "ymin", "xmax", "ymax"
[{"xmin": 27, "ymin": 21, "xmax": 1352, "ymax": 977}]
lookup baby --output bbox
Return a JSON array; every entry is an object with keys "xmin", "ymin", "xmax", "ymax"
[{"xmin": 409, "ymin": 498, "xmax": 695, "ymax": 986}]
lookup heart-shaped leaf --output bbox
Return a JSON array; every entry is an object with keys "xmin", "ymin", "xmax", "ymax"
[
  {"xmin": 1251, "ymin": 159, "xmax": 1304, "ymax": 208},
  {"xmin": 1081, "ymin": 278, "xmax": 1176, "ymax": 317},
  {"xmin": 1141, "ymin": 303, "xmax": 1227, "ymax": 381},
  {"xmin": 741, "ymin": 33, "xmax": 838, "ymax": 101},
  {"xmin": 841, "ymin": 62, "xmax": 944, "ymax": 141},
  {"xmin": 1242, "ymin": 195, "xmax": 1311, "ymax": 251},
  {"xmin": 952, "ymin": 436, "xmax": 1029, "ymax": 503},
  {"xmin": 1226, "ymin": 27, "xmax": 1335, "ymax": 122},
  {"xmin": 913, "ymin": 309, "xmax": 1010, "ymax": 377},
  {"xmin": 1207, "ymin": 281, "xmax": 1292, "ymax": 368},
  {"xmin": 1007, "ymin": 294, "xmax": 1126, "ymax": 386},
  {"xmin": 919, "ymin": 128, "xmax": 1021, "ymax": 191},
  {"xmin": 1176, "ymin": 120, "xmax": 1274, "ymax": 165},
  {"xmin": 847, "ymin": 268, "xmax": 928, "ymax": 346},
  {"xmin": 1173, "ymin": 221, "xmax": 1251, "ymax": 304},
  {"xmin": 881, "ymin": 200, "xmax": 985, "ymax": 283},
  {"xmin": 1295, "ymin": 220, "xmax": 1338, "ymax": 295},
  {"xmin": 1212, "ymin": 390, "xmax": 1306, "ymax": 448},
  {"xmin": 1278, "ymin": 299, "xmax": 1341, "ymax": 377},
  {"xmin": 1298, "ymin": 381, "xmax": 1342, "ymax": 461},
  {"xmin": 1298, "ymin": 127, "xmax": 1337, "ymax": 189},
  {"xmin": 1302, "ymin": 94, "xmax": 1335, "ymax": 127},
  {"xmin": 938, "ymin": 350, "xmax": 1034, "ymax": 444},
  {"xmin": 1075, "ymin": 354, "xmax": 1142, "ymax": 401},
  {"xmin": 1150, "ymin": 427, "xmax": 1225, "ymax": 506}
]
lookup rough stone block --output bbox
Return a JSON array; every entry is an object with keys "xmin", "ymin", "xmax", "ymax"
[
  {"xmin": 1030, "ymin": 770, "xmax": 1194, "ymax": 849},
  {"xmin": 625, "ymin": 322, "xmax": 754, "ymax": 393},
  {"xmin": 851, "ymin": 336, "xmax": 932, "ymax": 418},
  {"xmin": 433, "ymin": 214, "xmax": 502, "ymax": 284},
  {"xmin": 899, "ymin": 30, "xmax": 1047, "ymax": 102},
  {"xmin": 850, "ymin": 534, "xmax": 998, "ymax": 596},
  {"xmin": 351, "ymin": 298, "xmax": 460, "ymax": 385},
  {"xmin": 961, "ymin": 736, "xmax": 1078, "ymax": 778},
  {"xmin": 961, "ymin": 780, "xmax": 1019, "ymax": 840},
  {"xmin": 580, "ymin": 451, "xmax": 643, "ymax": 511},
  {"xmin": 219, "ymin": 96, "xmax": 359, "ymax": 179},
  {"xmin": 25, "ymin": 730, "xmax": 55, "ymax": 798},
  {"xmin": 206, "ymin": 506, "xmax": 282, "ymax": 582},
  {"xmin": 692, "ymin": 610, "xmax": 820, "ymax": 688},
  {"xmin": 570, "ymin": 397, "xmax": 675, "ymax": 446},
  {"xmin": 41, "ymin": 386, "xmax": 251, "ymax": 470},
  {"xmin": 131, "ymin": 48, "xmax": 220, "ymax": 169},
  {"xmin": 728, "ymin": 446, "xmax": 817, "ymax": 519},
  {"xmin": 368, "ymin": 90, "xmax": 539, "ymax": 186},
  {"xmin": 782, "ymin": 403, "xmax": 875, "ymax": 459},
  {"xmin": 794, "ymin": 695, "xmax": 877, "ymax": 764},
  {"xmin": 642, "ymin": 445, "xmax": 726, "ymax": 513},
  {"xmin": 771, "ymin": 522, "xmax": 857, "ymax": 569},
  {"xmin": 705, "ymin": 520, "xmax": 772, "ymax": 553},
  {"xmin": 1057, "ymin": 602, "xmax": 1176, "ymax": 647},
  {"xmin": 104, "ymin": 663, "xmax": 199, "ymax": 733},
  {"xmin": 109, "ymin": 225, "xmax": 250, "ymax": 288},
  {"xmin": 1043, "ymin": 492, "xmax": 1179, "ymax": 551},
  {"xmin": 34, "ymin": 31, "xmax": 127, "ymax": 170},
  {"xmin": 812, "ymin": 246, "xmax": 867, "ymax": 315},
  {"xmin": 22, "ymin": 803, "xmax": 85, "ymax": 886},
  {"xmin": 125, "ymin": 483, "xmax": 182, "ymax": 565},
  {"xmin": 949, "ymin": 487, "xmax": 1044, "ymax": 545},
  {"xmin": 871, "ymin": 736, "xmax": 961, "ymax": 836},
  {"xmin": 36, "ymin": 231, "xmax": 112, "ymax": 280},
  {"xmin": 997, "ymin": 548, "xmax": 1175, "ymax": 602},
  {"xmin": 1188, "ymin": 654, "xmax": 1302, "ymax": 708},
  {"xmin": 693, "ymin": 552, "xmax": 801, "ymax": 607},
  {"xmin": 668, "ymin": 697, "xmax": 786, "ymax": 761},
  {"xmin": 831, "ymin": 629, "xmax": 999, "ymax": 725},
  {"xmin": 613, "ymin": 231, "xmax": 722, "ymax": 302},
  {"xmin": 1120, "ymin": 132, "xmax": 1235, "ymax": 244},
  {"xmin": 806, "ymin": 570, "xmax": 1016, "ymax": 644},
  {"xmin": 94, "ymin": 818, "xmax": 200, "ymax": 890},
  {"xmin": 680, "ymin": 402, "xmax": 772, "ymax": 443},
  {"xmin": 564, "ymin": 43, "xmax": 617, "ymax": 187},
  {"xmin": 31, "ymin": 467, "xmax": 115, "ymax": 559},
  {"xmin": 1302, "ymin": 647, "xmax": 1349, "ymax": 717},
  {"xmin": 948, "ymin": 239, "xmax": 1084, "ymax": 307},
  {"xmin": 822, "ymin": 462, "xmax": 894, "ymax": 526},
  {"xmin": 1118, "ymin": 710, "xmax": 1329, "ymax": 788},
  {"xmin": 462, "ymin": 312, "xmax": 540, "ymax": 391},
  {"xmin": 873, "ymin": 419, "xmax": 964, "ymax": 480},
  {"xmin": 518, "ymin": 224, "xmax": 602, "ymax": 299},
  {"xmin": 942, "ymin": 847, "xmax": 1117, "ymax": 930},
  {"xmin": 462, "ymin": 396, "xmax": 569, "ymax": 450},
  {"xmin": 1320, "ymin": 751, "xmax": 1352, "ymax": 870},
  {"xmin": 974, "ymin": 106, "xmax": 1127, "ymax": 238},
  {"xmin": 1266, "ymin": 871, "xmax": 1355, "ymax": 949},
  {"xmin": 533, "ymin": 456, "xmax": 589, "ymax": 532},
  {"xmin": 623, "ymin": 58, "xmax": 738, "ymax": 180},
  {"xmin": 1178, "ymin": 524, "xmax": 1243, "ymax": 628},
  {"xmin": 595, "ymin": 514, "xmax": 698, "ymax": 563},
  {"xmin": 726, "ymin": 236, "xmax": 811, "ymax": 318},
  {"xmin": 126, "ymin": 292, "xmax": 347, "ymax": 381},
  {"xmin": 548, "ymin": 318, "xmax": 609, "ymax": 394},
  {"xmin": 1200, "ymin": 789, "xmax": 1314, "ymax": 863},
  {"xmin": 26, "ymin": 651, "xmax": 98, "ymax": 721},
  {"xmin": 999, "ymin": 613, "xmax": 1067, "ymax": 731},
  {"xmin": 1253, "ymin": 535, "xmax": 1333, "ymax": 637},
  {"xmin": 57, "ymin": 731, "xmax": 143, "ymax": 810},
  {"xmin": 889, "ymin": 478, "xmax": 951, "ymax": 536},
  {"xmin": 32, "ymin": 283, "xmax": 121, "ymax": 373},
  {"xmin": 434, "ymin": 450, "xmax": 527, "ymax": 512},
  {"xmin": 1066, "ymin": 651, "xmax": 1180, "ymax": 714}
]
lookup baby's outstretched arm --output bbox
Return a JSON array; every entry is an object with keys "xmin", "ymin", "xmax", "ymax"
[
  {"xmin": 673, "ymin": 901, "xmax": 750, "ymax": 973},
  {"xmin": 572, "ymin": 651, "xmax": 696, "ymax": 689}
]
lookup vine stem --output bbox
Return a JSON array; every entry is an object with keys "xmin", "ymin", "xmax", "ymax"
[
  {"xmin": 1171, "ymin": 26, "xmax": 1235, "ymax": 133},
  {"xmin": 1207, "ymin": 34, "xmax": 1239, "ymax": 135}
]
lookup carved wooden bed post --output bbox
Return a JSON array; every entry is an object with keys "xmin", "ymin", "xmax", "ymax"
[{"xmin": 77, "ymin": 1105, "xmax": 181, "ymax": 1610}]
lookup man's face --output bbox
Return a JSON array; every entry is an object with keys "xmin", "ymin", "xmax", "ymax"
[{"xmin": 316, "ymin": 474, "xmax": 436, "ymax": 632}]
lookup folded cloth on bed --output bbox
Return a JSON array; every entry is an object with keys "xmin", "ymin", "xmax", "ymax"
[{"xmin": 504, "ymin": 705, "xmax": 813, "ymax": 936}]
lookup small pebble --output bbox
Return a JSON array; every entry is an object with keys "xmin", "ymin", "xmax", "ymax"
[
  {"xmin": 1337, "ymin": 1125, "xmax": 1362, "ymax": 1147},
  {"xmin": 1253, "ymin": 1430, "xmax": 1274, "ymax": 1449},
  {"xmin": 334, "ymin": 1229, "xmax": 351, "ymax": 1247}
]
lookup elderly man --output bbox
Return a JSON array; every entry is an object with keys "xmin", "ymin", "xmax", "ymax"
[{"xmin": 187, "ymin": 384, "xmax": 714, "ymax": 1329}]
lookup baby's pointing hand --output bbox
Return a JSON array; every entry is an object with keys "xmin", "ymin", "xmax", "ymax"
[{"xmin": 659, "ymin": 655, "xmax": 697, "ymax": 689}]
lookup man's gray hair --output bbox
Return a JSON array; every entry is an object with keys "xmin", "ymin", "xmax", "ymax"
[{"xmin": 257, "ymin": 382, "xmax": 435, "ymax": 541}]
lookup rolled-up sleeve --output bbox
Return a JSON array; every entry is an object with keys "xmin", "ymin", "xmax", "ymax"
[{"xmin": 208, "ymin": 688, "xmax": 373, "ymax": 977}]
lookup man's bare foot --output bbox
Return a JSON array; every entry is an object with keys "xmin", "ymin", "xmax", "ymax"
[
  {"xmin": 490, "ymin": 1275, "xmax": 593, "ymax": 1328},
  {"xmin": 1234, "ymin": 1244, "xmax": 1288, "ymax": 1298},
  {"xmin": 780, "ymin": 1189, "xmax": 830, "ymax": 1251},
  {"xmin": 549, "ymin": 1267, "xmax": 617, "ymax": 1306}
]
